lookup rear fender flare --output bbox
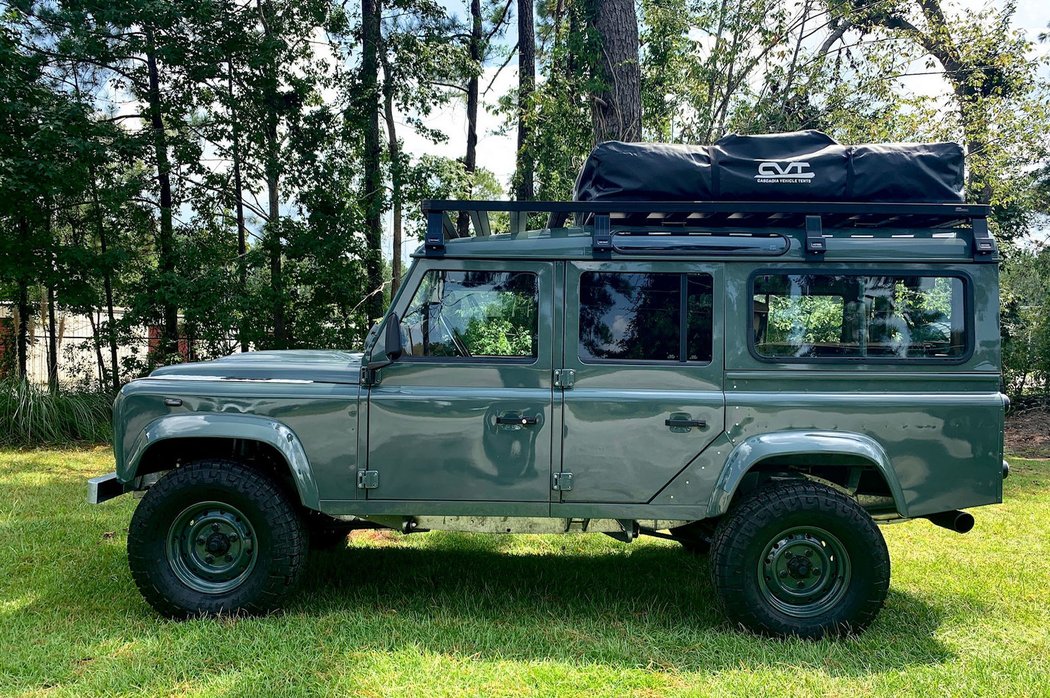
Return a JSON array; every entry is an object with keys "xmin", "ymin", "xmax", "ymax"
[
  {"xmin": 708, "ymin": 430, "xmax": 906, "ymax": 518},
  {"xmin": 121, "ymin": 413, "xmax": 319, "ymax": 509}
]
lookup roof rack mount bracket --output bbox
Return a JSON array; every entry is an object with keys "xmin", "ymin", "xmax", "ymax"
[
  {"xmin": 592, "ymin": 214, "xmax": 612, "ymax": 253},
  {"xmin": 805, "ymin": 215, "xmax": 826, "ymax": 255},
  {"xmin": 425, "ymin": 211, "xmax": 447, "ymax": 256},
  {"xmin": 971, "ymin": 217, "xmax": 997, "ymax": 262}
]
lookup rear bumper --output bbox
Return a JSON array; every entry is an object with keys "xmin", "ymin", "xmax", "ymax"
[{"xmin": 87, "ymin": 472, "xmax": 127, "ymax": 504}]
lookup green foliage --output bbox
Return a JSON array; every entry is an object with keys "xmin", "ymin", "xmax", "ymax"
[
  {"xmin": 0, "ymin": 379, "xmax": 111, "ymax": 447},
  {"xmin": 1, "ymin": 0, "xmax": 1049, "ymax": 429},
  {"xmin": 463, "ymin": 315, "xmax": 534, "ymax": 356},
  {"xmin": 460, "ymin": 291, "xmax": 537, "ymax": 357},
  {"xmin": 1001, "ymin": 243, "xmax": 1050, "ymax": 398},
  {"xmin": 766, "ymin": 296, "xmax": 843, "ymax": 345}
]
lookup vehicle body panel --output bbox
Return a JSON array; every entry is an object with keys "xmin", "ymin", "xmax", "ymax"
[
  {"xmin": 722, "ymin": 261, "xmax": 1004, "ymax": 517},
  {"xmin": 557, "ymin": 260, "xmax": 726, "ymax": 503},
  {"xmin": 366, "ymin": 258, "xmax": 555, "ymax": 502},
  {"xmin": 114, "ymin": 351, "xmax": 363, "ymax": 505},
  {"xmin": 107, "ymin": 221, "xmax": 1005, "ymax": 526}
]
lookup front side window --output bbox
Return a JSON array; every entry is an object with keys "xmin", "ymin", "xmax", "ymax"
[
  {"xmin": 400, "ymin": 270, "xmax": 538, "ymax": 359},
  {"xmin": 752, "ymin": 273, "xmax": 966, "ymax": 360},
  {"xmin": 579, "ymin": 272, "xmax": 713, "ymax": 363}
]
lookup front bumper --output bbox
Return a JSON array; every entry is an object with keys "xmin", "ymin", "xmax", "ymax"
[{"xmin": 87, "ymin": 472, "xmax": 127, "ymax": 504}]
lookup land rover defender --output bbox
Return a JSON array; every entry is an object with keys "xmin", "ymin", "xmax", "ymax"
[{"xmin": 89, "ymin": 132, "xmax": 1007, "ymax": 638}]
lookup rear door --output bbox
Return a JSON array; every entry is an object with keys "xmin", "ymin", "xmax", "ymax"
[{"xmin": 557, "ymin": 261, "xmax": 725, "ymax": 503}]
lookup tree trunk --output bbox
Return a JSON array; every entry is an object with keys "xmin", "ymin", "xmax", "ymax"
[
  {"xmin": 46, "ymin": 281, "xmax": 58, "ymax": 394},
  {"xmin": 954, "ymin": 84, "xmax": 993, "ymax": 204},
  {"xmin": 379, "ymin": 40, "xmax": 403, "ymax": 298},
  {"xmin": 362, "ymin": 0, "xmax": 385, "ymax": 321},
  {"xmin": 75, "ymin": 69, "xmax": 120, "ymax": 390},
  {"xmin": 144, "ymin": 26, "xmax": 179, "ymax": 360},
  {"xmin": 457, "ymin": 0, "xmax": 483, "ymax": 237},
  {"xmin": 228, "ymin": 63, "xmax": 249, "ymax": 352},
  {"xmin": 89, "ymin": 171, "xmax": 120, "ymax": 392},
  {"xmin": 15, "ymin": 217, "xmax": 30, "ymax": 381},
  {"xmin": 257, "ymin": 0, "xmax": 286, "ymax": 347},
  {"xmin": 585, "ymin": 0, "xmax": 642, "ymax": 143},
  {"xmin": 87, "ymin": 311, "xmax": 107, "ymax": 391},
  {"xmin": 515, "ymin": 0, "xmax": 536, "ymax": 201}
]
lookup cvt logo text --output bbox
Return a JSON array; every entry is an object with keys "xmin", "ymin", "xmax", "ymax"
[{"xmin": 754, "ymin": 160, "xmax": 814, "ymax": 183}]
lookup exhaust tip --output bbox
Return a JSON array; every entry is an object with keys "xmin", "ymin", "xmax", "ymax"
[
  {"xmin": 925, "ymin": 510, "xmax": 974, "ymax": 534},
  {"xmin": 954, "ymin": 512, "xmax": 975, "ymax": 533}
]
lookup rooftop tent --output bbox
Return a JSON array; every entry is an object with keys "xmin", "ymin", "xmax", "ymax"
[
  {"xmin": 573, "ymin": 131, "xmax": 965, "ymax": 204},
  {"xmin": 572, "ymin": 141, "xmax": 715, "ymax": 202}
]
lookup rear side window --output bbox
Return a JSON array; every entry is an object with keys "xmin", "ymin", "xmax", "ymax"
[
  {"xmin": 400, "ymin": 270, "xmax": 538, "ymax": 359},
  {"xmin": 752, "ymin": 273, "xmax": 967, "ymax": 360},
  {"xmin": 579, "ymin": 272, "xmax": 713, "ymax": 363}
]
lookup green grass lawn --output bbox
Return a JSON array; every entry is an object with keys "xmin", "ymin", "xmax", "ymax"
[{"xmin": 1, "ymin": 449, "xmax": 1047, "ymax": 697}]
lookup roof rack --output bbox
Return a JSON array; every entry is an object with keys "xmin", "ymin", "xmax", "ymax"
[{"xmin": 420, "ymin": 200, "xmax": 995, "ymax": 262}]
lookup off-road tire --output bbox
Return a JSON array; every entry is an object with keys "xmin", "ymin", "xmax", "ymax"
[
  {"xmin": 127, "ymin": 459, "xmax": 308, "ymax": 618},
  {"xmin": 669, "ymin": 519, "xmax": 718, "ymax": 555},
  {"xmin": 709, "ymin": 480, "xmax": 890, "ymax": 639}
]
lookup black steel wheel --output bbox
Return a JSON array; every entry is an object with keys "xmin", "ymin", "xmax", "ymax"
[
  {"xmin": 709, "ymin": 480, "xmax": 890, "ymax": 638},
  {"xmin": 669, "ymin": 519, "xmax": 718, "ymax": 555},
  {"xmin": 128, "ymin": 459, "xmax": 307, "ymax": 618}
]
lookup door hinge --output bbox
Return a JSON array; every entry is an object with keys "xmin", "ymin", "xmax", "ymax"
[
  {"xmin": 553, "ymin": 369, "xmax": 575, "ymax": 390},
  {"xmin": 553, "ymin": 472, "xmax": 574, "ymax": 491},
  {"xmin": 357, "ymin": 470, "xmax": 379, "ymax": 489}
]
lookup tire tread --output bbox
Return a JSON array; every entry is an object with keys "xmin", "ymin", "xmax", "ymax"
[{"xmin": 709, "ymin": 479, "xmax": 890, "ymax": 638}]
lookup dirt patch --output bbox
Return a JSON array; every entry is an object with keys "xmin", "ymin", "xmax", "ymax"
[{"xmin": 1005, "ymin": 408, "xmax": 1050, "ymax": 458}]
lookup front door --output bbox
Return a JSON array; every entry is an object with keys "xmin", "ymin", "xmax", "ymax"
[
  {"xmin": 367, "ymin": 260, "xmax": 554, "ymax": 502},
  {"xmin": 558, "ymin": 261, "xmax": 725, "ymax": 503}
]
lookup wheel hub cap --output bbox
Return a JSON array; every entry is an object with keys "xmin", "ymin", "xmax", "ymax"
[
  {"xmin": 757, "ymin": 526, "xmax": 851, "ymax": 619},
  {"xmin": 166, "ymin": 501, "xmax": 258, "ymax": 594}
]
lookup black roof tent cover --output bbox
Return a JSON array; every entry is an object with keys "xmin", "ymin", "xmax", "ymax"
[{"xmin": 573, "ymin": 130, "xmax": 965, "ymax": 204}]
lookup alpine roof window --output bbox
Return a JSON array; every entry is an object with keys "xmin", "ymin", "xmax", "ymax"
[{"xmin": 752, "ymin": 273, "xmax": 967, "ymax": 361}]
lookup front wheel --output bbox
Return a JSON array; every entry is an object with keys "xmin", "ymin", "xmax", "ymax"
[
  {"xmin": 709, "ymin": 480, "xmax": 890, "ymax": 638},
  {"xmin": 127, "ymin": 459, "xmax": 308, "ymax": 618}
]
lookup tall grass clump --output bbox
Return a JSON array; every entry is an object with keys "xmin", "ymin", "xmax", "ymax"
[{"xmin": 0, "ymin": 378, "xmax": 112, "ymax": 447}]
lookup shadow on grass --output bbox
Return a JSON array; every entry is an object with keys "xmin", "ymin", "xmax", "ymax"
[
  {"xmin": 4, "ymin": 450, "xmax": 1010, "ymax": 686},
  {"xmin": 0, "ymin": 529, "xmax": 960, "ymax": 686},
  {"xmin": 282, "ymin": 534, "xmax": 957, "ymax": 676}
]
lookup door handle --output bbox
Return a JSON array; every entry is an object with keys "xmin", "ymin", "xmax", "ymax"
[
  {"xmin": 496, "ymin": 413, "xmax": 540, "ymax": 427},
  {"xmin": 665, "ymin": 418, "xmax": 707, "ymax": 429}
]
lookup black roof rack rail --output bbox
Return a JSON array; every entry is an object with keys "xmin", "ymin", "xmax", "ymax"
[{"xmin": 420, "ymin": 199, "xmax": 994, "ymax": 261}]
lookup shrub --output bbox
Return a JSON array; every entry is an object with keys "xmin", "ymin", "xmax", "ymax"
[{"xmin": 0, "ymin": 379, "xmax": 112, "ymax": 448}]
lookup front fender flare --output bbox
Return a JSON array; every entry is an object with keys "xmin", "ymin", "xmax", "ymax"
[
  {"xmin": 707, "ymin": 431, "xmax": 906, "ymax": 518},
  {"xmin": 120, "ymin": 413, "xmax": 319, "ymax": 510}
]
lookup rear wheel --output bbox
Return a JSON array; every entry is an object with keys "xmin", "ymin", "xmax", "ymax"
[
  {"xmin": 709, "ymin": 480, "xmax": 890, "ymax": 638},
  {"xmin": 127, "ymin": 459, "xmax": 307, "ymax": 618}
]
